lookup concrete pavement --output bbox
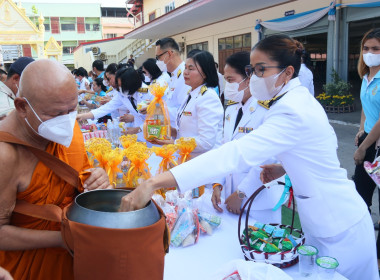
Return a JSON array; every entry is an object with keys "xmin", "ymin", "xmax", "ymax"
[{"xmin": 327, "ymin": 110, "xmax": 379, "ymax": 224}]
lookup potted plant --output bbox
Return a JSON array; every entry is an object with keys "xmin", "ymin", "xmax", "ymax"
[{"xmin": 316, "ymin": 69, "xmax": 354, "ymax": 113}]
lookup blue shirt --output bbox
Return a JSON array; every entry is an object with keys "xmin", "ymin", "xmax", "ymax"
[
  {"xmin": 361, "ymin": 70, "xmax": 380, "ymax": 133},
  {"xmin": 97, "ymin": 71, "xmax": 105, "ymax": 79}
]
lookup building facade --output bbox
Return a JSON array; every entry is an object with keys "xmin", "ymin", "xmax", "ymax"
[
  {"xmin": 22, "ymin": 2, "xmax": 103, "ymax": 68},
  {"xmin": 101, "ymin": 6, "xmax": 134, "ymax": 39}
]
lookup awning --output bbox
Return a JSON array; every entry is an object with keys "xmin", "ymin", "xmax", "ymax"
[{"xmin": 124, "ymin": 0, "xmax": 294, "ymax": 39}]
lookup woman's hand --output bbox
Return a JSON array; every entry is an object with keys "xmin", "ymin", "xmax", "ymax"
[
  {"xmin": 120, "ymin": 179, "xmax": 156, "ymax": 212},
  {"xmin": 354, "ymin": 146, "xmax": 366, "ymax": 165},
  {"xmin": 260, "ymin": 164, "xmax": 286, "ymax": 184},
  {"xmin": 120, "ymin": 114, "xmax": 134, "ymax": 123},
  {"xmin": 225, "ymin": 192, "xmax": 242, "ymax": 215},
  {"xmin": 122, "ymin": 127, "xmax": 141, "ymax": 135},
  {"xmin": 100, "ymin": 96, "xmax": 112, "ymax": 105},
  {"xmin": 355, "ymin": 130, "xmax": 365, "ymax": 146},
  {"xmin": 211, "ymin": 186, "xmax": 223, "ymax": 212}
]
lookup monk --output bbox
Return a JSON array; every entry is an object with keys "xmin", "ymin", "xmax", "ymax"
[{"xmin": 0, "ymin": 60, "xmax": 111, "ymax": 280}]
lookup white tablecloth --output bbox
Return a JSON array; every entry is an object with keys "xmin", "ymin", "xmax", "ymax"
[{"xmin": 162, "ymin": 191, "xmax": 347, "ymax": 280}]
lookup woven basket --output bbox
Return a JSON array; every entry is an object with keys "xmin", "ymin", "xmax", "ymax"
[{"xmin": 238, "ymin": 185, "xmax": 305, "ymax": 268}]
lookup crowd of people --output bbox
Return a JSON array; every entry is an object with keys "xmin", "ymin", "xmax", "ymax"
[{"xmin": 0, "ymin": 30, "xmax": 379, "ymax": 280}]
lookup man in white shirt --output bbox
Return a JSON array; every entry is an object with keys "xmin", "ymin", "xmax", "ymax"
[
  {"xmin": 155, "ymin": 38, "xmax": 191, "ymax": 128},
  {"xmin": 0, "ymin": 57, "xmax": 34, "ymax": 120}
]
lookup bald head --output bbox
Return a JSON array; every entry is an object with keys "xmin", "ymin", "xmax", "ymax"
[{"xmin": 19, "ymin": 59, "xmax": 77, "ymax": 103}]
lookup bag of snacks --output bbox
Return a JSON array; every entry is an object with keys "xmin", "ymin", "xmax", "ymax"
[
  {"xmin": 170, "ymin": 207, "xmax": 200, "ymax": 247},
  {"xmin": 144, "ymin": 83, "xmax": 171, "ymax": 141}
]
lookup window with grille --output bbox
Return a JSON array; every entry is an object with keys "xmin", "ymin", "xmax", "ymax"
[
  {"xmin": 165, "ymin": 2, "xmax": 175, "ymax": 13},
  {"xmin": 187, "ymin": 41, "xmax": 208, "ymax": 54}
]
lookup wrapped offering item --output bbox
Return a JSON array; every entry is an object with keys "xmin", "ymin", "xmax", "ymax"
[
  {"xmin": 170, "ymin": 207, "xmax": 200, "ymax": 247},
  {"xmin": 152, "ymin": 144, "xmax": 179, "ymax": 197},
  {"xmin": 144, "ymin": 83, "xmax": 171, "ymax": 141},
  {"xmin": 85, "ymin": 138, "xmax": 112, "ymax": 168},
  {"xmin": 198, "ymin": 211, "xmax": 221, "ymax": 235},
  {"xmin": 104, "ymin": 148, "xmax": 124, "ymax": 185},
  {"xmin": 124, "ymin": 142, "xmax": 152, "ymax": 188},
  {"xmin": 137, "ymin": 100, "xmax": 150, "ymax": 112},
  {"xmin": 119, "ymin": 134, "xmax": 138, "ymax": 149},
  {"xmin": 176, "ymin": 137, "xmax": 205, "ymax": 198}
]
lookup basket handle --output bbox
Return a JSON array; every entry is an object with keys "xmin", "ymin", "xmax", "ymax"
[{"xmin": 237, "ymin": 183, "xmax": 298, "ymax": 251}]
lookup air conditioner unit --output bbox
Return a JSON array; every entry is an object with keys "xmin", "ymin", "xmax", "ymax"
[
  {"xmin": 92, "ymin": 47, "xmax": 100, "ymax": 55},
  {"xmin": 99, "ymin": 52, "xmax": 107, "ymax": 61},
  {"xmin": 178, "ymin": 42, "xmax": 185, "ymax": 52}
]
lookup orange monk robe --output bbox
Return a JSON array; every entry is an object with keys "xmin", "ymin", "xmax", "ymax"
[{"xmin": 0, "ymin": 123, "xmax": 90, "ymax": 280}]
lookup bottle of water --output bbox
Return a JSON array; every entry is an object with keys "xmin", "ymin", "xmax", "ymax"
[
  {"xmin": 106, "ymin": 119, "xmax": 113, "ymax": 142},
  {"xmin": 115, "ymin": 173, "xmax": 125, "ymax": 188}
]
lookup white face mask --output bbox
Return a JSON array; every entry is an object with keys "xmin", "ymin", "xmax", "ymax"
[
  {"xmin": 156, "ymin": 60, "xmax": 167, "ymax": 73},
  {"xmin": 144, "ymin": 74, "xmax": 152, "ymax": 83},
  {"xmin": 363, "ymin": 53, "xmax": 380, "ymax": 68},
  {"xmin": 119, "ymin": 86, "xmax": 123, "ymax": 93},
  {"xmin": 250, "ymin": 69, "xmax": 285, "ymax": 101},
  {"xmin": 103, "ymin": 79, "xmax": 109, "ymax": 87},
  {"xmin": 23, "ymin": 97, "xmax": 77, "ymax": 148},
  {"xmin": 224, "ymin": 78, "xmax": 248, "ymax": 102}
]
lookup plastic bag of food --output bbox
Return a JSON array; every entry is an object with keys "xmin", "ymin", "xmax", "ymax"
[
  {"xmin": 144, "ymin": 83, "xmax": 171, "ymax": 141},
  {"xmin": 170, "ymin": 207, "xmax": 199, "ymax": 247}
]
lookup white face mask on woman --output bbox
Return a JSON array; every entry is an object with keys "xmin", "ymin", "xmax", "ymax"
[
  {"xmin": 23, "ymin": 97, "xmax": 77, "ymax": 147},
  {"xmin": 249, "ymin": 69, "xmax": 285, "ymax": 101},
  {"xmin": 363, "ymin": 52, "xmax": 380, "ymax": 67},
  {"xmin": 224, "ymin": 78, "xmax": 248, "ymax": 102},
  {"xmin": 144, "ymin": 74, "xmax": 152, "ymax": 83}
]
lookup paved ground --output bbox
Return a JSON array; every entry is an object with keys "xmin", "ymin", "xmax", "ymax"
[{"xmin": 327, "ymin": 110, "xmax": 380, "ymax": 225}]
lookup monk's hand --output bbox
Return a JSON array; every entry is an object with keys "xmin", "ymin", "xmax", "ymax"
[
  {"xmin": 260, "ymin": 164, "xmax": 286, "ymax": 184},
  {"xmin": 0, "ymin": 266, "xmax": 13, "ymax": 280},
  {"xmin": 83, "ymin": 168, "xmax": 112, "ymax": 191},
  {"xmin": 119, "ymin": 179, "xmax": 155, "ymax": 212}
]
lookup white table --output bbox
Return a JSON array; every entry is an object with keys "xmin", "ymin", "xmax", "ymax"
[{"xmin": 162, "ymin": 191, "xmax": 347, "ymax": 280}]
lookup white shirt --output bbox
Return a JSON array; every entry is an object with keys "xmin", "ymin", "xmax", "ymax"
[
  {"xmin": 171, "ymin": 78, "xmax": 367, "ymax": 238},
  {"xmin": 219, "ymin": 96, "xmax": 283, "ymax": 210},
  {"xmin": 153, "ymin": 72, "xmax": 171, "ymax": 86},
  {"xmin": 0, "ymin": 81, "xmax": 15, "ymax": 118},
  {"xmin": 92, "ymin": 84, "xmax": 153, "ymax": 141},
  {"xmin": 298, "ymin": 63, "xmax": 314, "ymax": 96},
  {"xmin": 79, "ymin": 77, "xmax": 90, "ymax": 91},
  {"xmin": 176, "ymin": 84, "xmax": 224, "ymax": 157},
  {"xmin": 163, "ymin": 62, "xmax": 191, "ymax": 128}
]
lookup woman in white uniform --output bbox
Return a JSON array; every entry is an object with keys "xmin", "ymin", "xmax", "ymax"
[
  {"xmin": 120, "ymin": 35, "xmax": 378, "ymax": 280},
  {"xmin": 142, "ymin": 58, "xmax": 170, "ymax": 86},
  {"xmin": 212, "ymin": 51, "xmax": 283, "ymax": 224},
  {"xmin": 77, "ymin": 67, "xmax": 153, "ymax": 141},
  {"xmin": 151, "ymin": 50, "xmax": 224, "ymax": 158}
]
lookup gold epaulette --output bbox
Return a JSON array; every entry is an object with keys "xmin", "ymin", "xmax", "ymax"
[
  {"xmin": 200, "ymin": 85, "xmax": 208, "ymax": 95},
  {"xmin": 257, "ymin": 92, "xmax": 286, "ymax": 110},
  {"xmin": 226, "ymin": 100, "xmax": 239, "ymax": 106},
  {"xmin": 177, "ymin": 69, "xmax": 182, "ymax": 78},
  {"xmin": 137, "ymin": 87, "xmax": 149, "ymax": 93}
]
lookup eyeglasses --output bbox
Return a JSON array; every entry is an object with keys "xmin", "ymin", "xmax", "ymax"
[
  {"xmin": 245, "ymin": 64, "xmax": 285, "ymax": 78},
  {"xmin": 156, "ymin": 51, "xmax": 168, "ymax": 61}
]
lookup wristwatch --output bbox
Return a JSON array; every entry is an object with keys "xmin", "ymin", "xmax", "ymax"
[{"xmin": 237, "ymin": 190, "xmax": 246, "ymax": 200}]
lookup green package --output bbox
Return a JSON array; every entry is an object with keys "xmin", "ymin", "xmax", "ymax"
[{"xmin": 147, "ymin": 125, "xmax": 162, "ymax": 139}]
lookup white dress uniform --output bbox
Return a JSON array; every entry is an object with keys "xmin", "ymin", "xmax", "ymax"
[
  {"xmin": 171, "ymin": 78, "xmax": 378, "ymax": 280},
  {"xmin": 79, "ymin": 77, "xmax": 90, "ymax": 91},
  {"xmin": 91, "ymin": 83, "xmax": 153, "ymax": 141},
  {"xmin": 176, "ymin": 85, "xmax": 224, "ymax": 158},
  {"xmin": 298, "ymin": 63, "xmax": 314, "ymax": 96},
  {"xmin": 221, "ymin": 96, "xmax": 284, "ymax": 224},
  {"xmin": 152, "ymin": 72, "xmax": 171, "ymax": 86},
  {"xmin": 163, "ymin": 62, "xmax": 191, "ymax": 128}
]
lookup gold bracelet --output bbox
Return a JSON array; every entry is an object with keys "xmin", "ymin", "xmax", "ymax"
[{"xmin": 212, "ymin": 183, "xmax": 223, "ymax": 191}]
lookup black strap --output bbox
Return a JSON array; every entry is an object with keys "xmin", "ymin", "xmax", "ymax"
[
  {"xmin": 234, "ymin": 107, "xmax": 243, "ymax": 132},
  {"xmin": 128, "ymin": 96, "xmax": 138, "ymax": 112},
  {"xmin": 179, "ymin": 94, "xmax": 192, "ymax": 119}
]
